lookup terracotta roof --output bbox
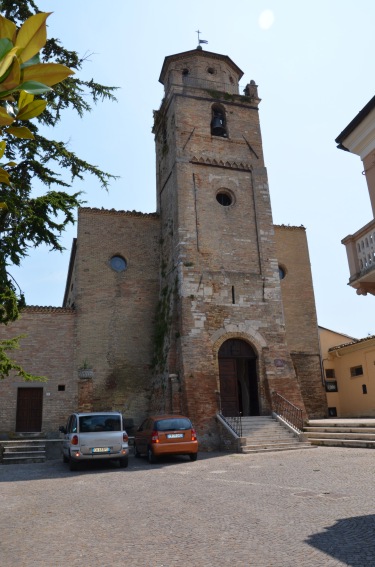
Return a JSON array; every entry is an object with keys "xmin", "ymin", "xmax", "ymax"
[{"xmin": 329, "ymin": 334, "xmax": 375, "ymax": 352}]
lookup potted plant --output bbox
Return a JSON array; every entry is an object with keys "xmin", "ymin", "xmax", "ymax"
[{"xmin": 78, "ymin": 360, "xmax": 94, "ymax": 379}]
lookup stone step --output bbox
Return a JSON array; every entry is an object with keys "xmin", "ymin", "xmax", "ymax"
[
  {"xmin": 3, "ymin": 450, "xmax": 45, "ymax": 457},
  {"xmin": 309, "ymin": 438, "xmax": 375, "ymax": 449},
  {"xmin": 305, "ymin": 432, "xmax": 375, "ymax": 441},
  {"xmin": 4, "ymin": 445, "xmax": 46, "ymax": 451},
  {"xmin": 1, "ymin": 441, "xmax": 46, "ymax": 464},
  {"xmin": 305, "ymin": 427, "xmax": 375, "ymax": 435},
  {"xmin": 242, "ymin": 443, "xmax": 314, "ymax": 454},
  {"xmin": 2, "ymin": 456, "xmax": 46, "ymax": 464}
]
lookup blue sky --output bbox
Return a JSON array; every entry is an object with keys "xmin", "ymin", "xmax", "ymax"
[{"xmin": 10, "ymin": 1, "xmax": 375, "ymax": 338}]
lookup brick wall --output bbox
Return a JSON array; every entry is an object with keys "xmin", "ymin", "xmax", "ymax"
[
  {"xmin": 275, "ymin": 225, "xmax": 327, "ymax": 417},
  {"xmin": 0, "ymin": 307, "xmax": 76, "ymax": 436},
  {"xmin": 73, "ymin": 208, "xmax": 161, "ymax": 427}
]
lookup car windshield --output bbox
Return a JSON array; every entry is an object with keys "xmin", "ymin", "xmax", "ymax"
[
  {"xmin": 155, "ymin": 418, "xmax": 192, "ymax": 432},
  {"xmin": 79, "ymin": 415, "xmax": 121, "ymax": 433}
]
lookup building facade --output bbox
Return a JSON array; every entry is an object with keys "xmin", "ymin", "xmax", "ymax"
[
  {"xmin": 336, "ymin": 96, "xmax": 375, "ymax": 295},
  {"xmin": 320, "ymin": 326, "xmax": 375, "ymax": 418},
  {"xmin": 0, "ymin": 47, "xmax": 327, "ymax": 446}
]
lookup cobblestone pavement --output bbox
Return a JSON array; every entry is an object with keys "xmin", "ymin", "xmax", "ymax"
[{"xmin": 1, "ymin": 447, "xmax": 375, "ymax": 567}]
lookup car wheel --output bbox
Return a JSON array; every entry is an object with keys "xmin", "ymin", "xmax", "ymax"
[
  {"xmin": 189, "ymin": 453, "xmax": 198, "ymax": 462},
  {"xmin": 147, "ymin": 447, "xmax": 156, "ymax": 464},
  {"xmin": 119, "ymin": 457, "xmax": 128, "ymax": 468}
]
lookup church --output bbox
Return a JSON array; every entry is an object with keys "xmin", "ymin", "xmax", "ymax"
[{"xmin": 0, "ymin": 47, "xmax": 327, "ymax": 449}]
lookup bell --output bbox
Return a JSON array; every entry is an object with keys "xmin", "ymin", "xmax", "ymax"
[{"xmin": 211, "ymin": 116, "xmax": 226, "ymax": 136}]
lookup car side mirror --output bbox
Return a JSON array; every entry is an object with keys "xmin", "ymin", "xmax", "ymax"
[{"xmin": 59, "ymin": 426, "xmax": 67, "ymax": 434}]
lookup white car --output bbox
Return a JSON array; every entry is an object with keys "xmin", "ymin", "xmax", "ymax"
[{"xmin": 59, "ymin": 412, "xmax": 129, "ymax": 470}]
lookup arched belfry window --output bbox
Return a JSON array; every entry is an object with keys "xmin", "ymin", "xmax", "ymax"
[{"xmin": 211, "ymin": 104, "xmax": 227, "ymax": 137}]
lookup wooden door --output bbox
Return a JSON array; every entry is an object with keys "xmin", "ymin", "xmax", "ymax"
[
  {"xmin": 219, "ymin": 358, "xmax": 239, "ymax": 416},
  {"xmin": 16, "ymin": 388, "xmax": 43, "ymax": 432}
]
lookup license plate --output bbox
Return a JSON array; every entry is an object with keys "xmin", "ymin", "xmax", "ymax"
[
  {"xmin": 167, "ymin": 433, "xmax": 184, "ymax": 439},
  {"xmin": 92, "ymin": 447, "xmax": 110, "ymax": 453}
]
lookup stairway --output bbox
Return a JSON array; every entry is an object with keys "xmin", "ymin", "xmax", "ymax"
[
  {"xmin": 1, "ymin": 440, "xmax": 46, "ymax": 464},
  {"xmin": 227, "ymin": 416, "xmax": 313, "ymax": 454},
  {"xmin": 304, "ymin": 419, "xmax": 375, "ymax": 448}
]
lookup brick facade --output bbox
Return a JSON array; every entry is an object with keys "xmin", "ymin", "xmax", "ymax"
[
  {"xmin": 0, "ymin": 308, "xmax": 75, "ymax": 436},
  {"xmin": 0, "ymin": 47, "xmax": 327, "ymax": 442}
]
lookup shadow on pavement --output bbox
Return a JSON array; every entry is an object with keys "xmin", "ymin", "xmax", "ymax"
[
  {"xmin": 306, "ymin": 514, "xmax": 375, "ymax": 566},
  {"xmin": 0, "ymin": 450, "xmax": 226, "ymax": 482}
]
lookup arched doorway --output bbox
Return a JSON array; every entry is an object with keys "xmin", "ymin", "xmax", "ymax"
[{"xmin": 218, "ymin": 339, "xmax": 259, "ymax": 417}]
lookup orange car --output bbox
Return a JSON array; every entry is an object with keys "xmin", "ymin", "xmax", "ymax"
[{"xmin": 134, "ymin": 415, "xmax": 198, "ymax": 463}]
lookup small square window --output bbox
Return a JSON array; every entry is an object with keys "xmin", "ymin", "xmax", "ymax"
[
  {"xmin": 325, "ymin": 381, "xmax": 338, "ymax": 392},
  {"xmin": 328, "ymin": 407, "xmax": 337, "ymax": 417},
  {"xmin": 58, "ymin": 385, "xmax": 65, "ymax": 392},
  {"xmin": 325, "ymin": 369, "xmax": 335, "ymax": 378},
  {"xmin": 350, "ymin": 365, "xmax": 363, "ymax": 377}
]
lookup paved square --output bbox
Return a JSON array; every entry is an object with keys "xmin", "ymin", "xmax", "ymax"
[{"xmin": 1, "ymin": 447, "xmax": 374, "ymax": 566}]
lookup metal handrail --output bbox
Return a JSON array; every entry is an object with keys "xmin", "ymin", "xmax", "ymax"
[
  {"xmin": 218, "ymin": 411, "xmax": 242, "ymax": 438},
  {"xmin": 272, "ymin": 391, "xmax": 304, "ymax": 431}
]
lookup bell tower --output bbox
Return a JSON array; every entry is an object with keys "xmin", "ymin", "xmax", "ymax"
[{"xmin": 152, "ymin": 47, "xmax": 306, "ymax": 447}]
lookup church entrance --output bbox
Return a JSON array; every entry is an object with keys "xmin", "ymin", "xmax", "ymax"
[{"xmin": 218, "ymin": 339, "xmax": 259, "ymax": 417}]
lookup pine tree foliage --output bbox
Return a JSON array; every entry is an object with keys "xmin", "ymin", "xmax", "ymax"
[{"xmin": 0, "ymin": 1, "xmax": 118, "ymax": 379}]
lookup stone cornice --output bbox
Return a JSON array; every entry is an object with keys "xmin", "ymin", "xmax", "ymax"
[
  {"xmin": 22, "ymin": 306, "xmax": 74, "ymax": 313},
  {"xmin": 159, "ymin": 49, "xmax": 243, "ymax": 84},
  {"xmin": 78, "ymin": 207, "xmax": 159, "ymax": 218},
  {"xmin": 274, "ymin": 224, "xmax": 306, "ymax": 231},
  {"xmin": 190, "ymin": 156, "xmax": 252, "ymax": 171}
]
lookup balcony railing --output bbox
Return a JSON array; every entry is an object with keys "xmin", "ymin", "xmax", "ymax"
[{"xmin": 342, "ymin": 218, "xmax": 375, "ymax": 294}]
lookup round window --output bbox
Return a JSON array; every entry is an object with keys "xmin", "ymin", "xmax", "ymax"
[
  {"xmin": 110, "ymin": 256, "xmax": 127, "ymax": 272},
  {"xmin": 216, "ymin": 191, "xmax": 233, "ymax": 207}
]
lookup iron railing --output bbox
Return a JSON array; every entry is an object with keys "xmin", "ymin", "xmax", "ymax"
[
  {"xmin": 218, "ymin": 411, "xmax": 242, "ymax": 437},
  {"xmin": 272, "ymin": 391, "xmax": 304, "ymax": 432}
]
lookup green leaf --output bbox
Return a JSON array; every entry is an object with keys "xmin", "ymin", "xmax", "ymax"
[
  {"xmin": 17, "ymin": 80, "xmax": 52, "ymax": 95},
  {"xmin": 0, "ymin": 106, "xmax": 14, "ymax": 125},
  {"xmin": 0, "ymin": 167, "xmax": 10, "ymax": 184},
  {"xmin": 22, "ymin": 63, "xmax": 74, "ymax": 87},
  {"xmin": 18, "ymin": 90, "xmax": 34, "ymax": 109},
  {"xmin": 0, "ymin": 56, "xmax": 20, "ymax": 93},
  {"xmin": 15, "ymin": 12, "xmax": 51, "ymax": 64},
  {"xmin": 0, "ymin": 16, "xmax": 17, "ymax": 43},
  {"xmin": 16, "ymin": 99, "xmax": 46, "ymax": 120},
  {"xmin": 0, "ymin": 140, "xmax": 6, "ymax": 159},
  {"xmin": 0, "ymin": 46, "xmax": 17, "ymax": 81},
  {"xmin": 7, "ymin": 125, "xmax": 34, "ymax": 139},
  {"xmin": 0, "ymin": 38, "xmax": 13, "ymax": 61},
  {"xmin": 20, "ymin": 53, "xmax": 40, "ymax": 68}
]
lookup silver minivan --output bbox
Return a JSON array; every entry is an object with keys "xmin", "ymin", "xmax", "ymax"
[{"xmin": 59, "ymin": 412, "xmax": 129, "ymax": 470}]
